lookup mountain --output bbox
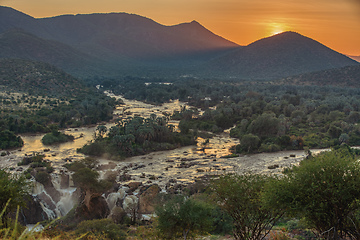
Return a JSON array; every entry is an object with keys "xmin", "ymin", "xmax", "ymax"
[
  {"xmin": 0, "ymin": 6, "xmax": 237, "ymax": 60},
  {"xmin": 204, "ymin": 32, "xmax": 359, "ymax": 80},
  {"xmin": 0, "ymin": 29, "xmax": 114, "ymax": 77},
  {"xmin": 0, "ymin": 59, "xmax": 86, "ymax": 96},
  {"xmin": 347, "ymin": 55, "xmax": 360, "ymax": 62},
  {"xmin": 0, "ymin": 6, "xmax": 358, "ymax": 80},
  {"xmin": 280, "ymin": 65, "xmax": 360, "ymax": 88}
]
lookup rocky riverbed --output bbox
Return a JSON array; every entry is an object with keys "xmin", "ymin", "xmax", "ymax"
[{"xmin": 0, "ymin": 94, "xmax": 322, "ymax": 224}]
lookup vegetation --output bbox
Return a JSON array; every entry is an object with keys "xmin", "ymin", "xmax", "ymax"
[
  {"xmin": 0, "ymin": 59, "xmax": 120, "ymax": 149},
  {"xmin": 211, "ymin": 173, "xmax": 284, "ymax": 240},
  {"xmin": 156, "ymin": 196, "xmax": 214, "ymax": 240},
  {"xmin": 0, "ymin": 169, "xmax": 29, "ymax": 225},
  {"xmin": 78, "ymin": 116, "xmax": 196, "ymax": 159},
  {"xmin": 96, "ymin": 77, "xmax": 360, "ymax": 152},
  {"xmin": 264, "ymin": 147, "xmax": 360, "ymax": 239},
  {"xmin": 41, "ymin": 127, "xmax": 74, "ymax": 145},
  {"xmin": 0, "ymin": 130, "xmax": 23, "ymax": 150},
  {"xmin": 75, "ymin": 219, "xmax": 127, "ymax": 240}
]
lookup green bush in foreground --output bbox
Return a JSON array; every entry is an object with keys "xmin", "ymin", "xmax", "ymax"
[
  {"xmin": 212, "ymin": 173, "xmax": 284, "ymax": 240},
  {"xmin": 264, "ymin": 147, "xmax": 360, "ymax": 239},
  {"xmin": 156, "ymin": 196, "xmax": 214, "ymax": 240},
  {"xmin": 75, "ymin": 219, "xmax": 126, "ymax": 240}
]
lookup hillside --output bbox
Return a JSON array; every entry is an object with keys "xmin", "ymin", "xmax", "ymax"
[
  {"xmin": 205, "ymin": 32, "xmax": 359, "ymax": 80},
  {"xmin": 348, "ymin": 55, "xmax": 360, "ymax": 62},
  {"xmin": 0, "ymin": 29, "xmax": 114, "ymax": 78},
  {"xmin": 0, "ymin": 59, "xmax": 87, "ymax": 96},
  {"xmin": 279, "ymin": 65, "xmax": 360, "ymax": 88},
  {"xmin": 0, "ymin": 6, "xmax": 358, "ymax": 80},
  {"xmin": 0, "ymin": 7, "xmax": 237, "ymax": 59}
]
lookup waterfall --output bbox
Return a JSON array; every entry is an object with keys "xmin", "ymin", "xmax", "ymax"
[
  {"xmin": 39, "ymin": 202, "xmax": 56, "ymax": 220},
  {"xmin": 56, "ymin": 188, "xmax": 77, "ymax": 216}
]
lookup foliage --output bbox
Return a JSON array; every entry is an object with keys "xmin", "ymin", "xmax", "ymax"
[
  {"xmin": 156, "ymin": 196, "xmax": 214, "ymax": 240},
  {"xmin": 99, "ymin": 77, "xmax": 360, "ymax": 151},
  {"xmin": 78, "ymin": 116, "xmax": 196, "ymax": 158},
  {"xmin": 0, "ymin": 130, "xmax": 23, "ymax": 150},
  {"xmin": 41, "ymin": 131, "xmax": 74, "ymax": 145},
  {"xmin": 0, "ymin": 170, "xmax": 30, "ymax": 224},
  {"xmin": 75, "ymin": 219, "xmax": 127, "ymax": 240},
  {"xmin": 211, "ymin": 173, "xmax": 284, "ymax": 240},
  {"xmin": 263, "ymin": 147, "xmax": 360, "ymax": 239}
]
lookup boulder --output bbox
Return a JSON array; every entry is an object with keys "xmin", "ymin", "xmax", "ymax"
[
  {"xmin": 127, "ymin": 181, "xmax": 142, "ymax": 192},
  {"xmin": 76, "ymin": 194, "xmax": 110, "ymax": 220},
  {"xmin": 138, "ymin": 184, "xmax": 161, "ymax": 214}
]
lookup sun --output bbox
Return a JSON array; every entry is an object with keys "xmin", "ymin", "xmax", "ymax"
[{"xmin": 267, "ymin": 21, "xmax": 289, "ymax": 36}]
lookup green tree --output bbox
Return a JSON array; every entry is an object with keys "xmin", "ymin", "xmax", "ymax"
[
  {"xmin": 156, "ymin": 196, "xmax": 213, "ymax": 240},
  {"xmin": 0, "ymin": 169, "xmax": 29, "ymax": 224},
  {"xmin": 263, "ymin": 148, "xmax": 360, "ymax": 239},
  {"xmin": 211, "ymin": 173, "xmax": 283, "ymax": 240},
  {"xmin": 238, "ymin": 134, "xmax": 261, "ymax": 153}
]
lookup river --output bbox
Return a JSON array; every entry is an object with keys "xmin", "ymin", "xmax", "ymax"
[{"xmin": 0, "ymin": 93, "xmax": 318, "ymax": 190}]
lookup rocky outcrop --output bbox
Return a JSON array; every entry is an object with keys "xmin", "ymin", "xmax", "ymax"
[
  {"xmin": 76, "ymin": 194, "xmax": 110, "ymax": 220},
  {"xmin": 138, "ymin": 184, "xmax": 161, "ymax": 214},
  {"xmin": 14, "ymin": 196, "xmax": 49, "ymax": 225}
]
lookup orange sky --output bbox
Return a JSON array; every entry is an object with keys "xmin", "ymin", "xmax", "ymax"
[{"xmin": 1, "ymin": 0, "xmax": 360, "ymax": 55}]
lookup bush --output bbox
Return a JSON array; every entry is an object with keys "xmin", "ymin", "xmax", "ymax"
[
  {"xmin": 211, "ymin": 173, "xmax": 284, "ymax": 240},
  {"xmin": 41, "ymin": 131, "xmax": 74, "ymax": 145},
  {"xmin": 263, "ymin": 147, "xmax": 360, "ymax": 239},
  {"xmin": 156, "ymin": 196, "xmax": 214, "ymax": 240},
  {"xmin": 75, "ymin": 218, "xmax": 127, "ymax": 240}
]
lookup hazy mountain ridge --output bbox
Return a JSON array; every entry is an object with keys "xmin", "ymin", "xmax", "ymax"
[
  {"xmin": 205, "ymin": 32, "xmax": 358, "ymax": 80},
  {"xmin": 0, "ymin": 6, "xmax": 358, "ymax": 80}
]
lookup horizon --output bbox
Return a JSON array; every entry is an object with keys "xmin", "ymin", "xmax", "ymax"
[{"xmin": 1, "ymin": 0, "xmax": 360, "ymax": 55}]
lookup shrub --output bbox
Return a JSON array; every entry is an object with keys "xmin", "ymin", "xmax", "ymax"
[
  {"xmin": 211, "ymin": 173, "xmax": 284, "ymax": 240},
  {"xmin": 263, "ymin": 147, "xmax": 360, "ymax": 239},
  {"xmin": 75, "ymin": 219, "xmax": 126, "ymax": 240}
]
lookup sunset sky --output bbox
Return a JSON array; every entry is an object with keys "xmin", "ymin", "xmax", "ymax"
[{"xmin": 1, "ymin": 0, "xmax": 360, "ymax": 55}]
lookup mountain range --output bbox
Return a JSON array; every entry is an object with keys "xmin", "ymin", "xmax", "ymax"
[{"xmin": 0, "ymin": 6, "xmax": 358, "ymax": 80}]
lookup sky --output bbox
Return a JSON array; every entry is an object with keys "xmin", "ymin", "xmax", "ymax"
[{"xmin": 1, "ymin": 0, "xmax": 360, "ymax": 55}]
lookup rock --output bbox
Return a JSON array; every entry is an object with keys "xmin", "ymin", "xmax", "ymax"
[
  {"xmin": 38, "ymin": 192, "xmax": 57, "ymax": 210},
  {"xmin": 60, "ymin": 173, "xmax": 69, "ymax": 189},
  {"xmin": 149, "ymin": 175, "xmax": 157, "ymax": 180},
  {"xmin": 268, "ymin": 164, "xmax": 279, "ymax": 169},
  {"xmin": 76, "ymin": 194, "xmax": 110, "ymax": 220},
  {"xmin": 128, "ymin": 182, "xmax": 142, "ymax": 192},
  {"xmin": 106, "ymin": 192, "xmax": 123, "ymax": 211},
  {"xmin": 119, "ymin": 173, "xmax": 131, "ymax": 181},
  {"xmin": 290, "ymin": 154, "xmax": 296, "ymax": 157},
  {"xmin": 97, "ymin": 162, "xmax": 117, "ymax": 171},
  {"xmin": 108, "ymin": 206, "xmax": 127, "ymax": 224},
  {"xmin": 13, "ymin": 196, "xmax": 50, "ymax": 225},
  {"xmin": 123, "ymin": 195, "xmax": 139, "ymax": 212},
  {"xmin": 138, "ymin": 184, "xmax": 161, "ymax": 214}
]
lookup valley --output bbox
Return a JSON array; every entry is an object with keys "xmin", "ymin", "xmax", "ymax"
[{"xmin": 0, "ymin": 5, "xmax": 359, "ymax": 239}]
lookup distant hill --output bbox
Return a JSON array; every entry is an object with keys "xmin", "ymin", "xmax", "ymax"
[
  {"xmin": 0, "ymin": 59, "xmax": 87, "ymax": 96},
  {"xmin": 347, "ymin": 55, "xmax": 360, "ymax": 62},
  {"xmin": 280, "ymin": 65, "xmax": 360, "ymax": 88},
  {"xmin": 0, "ymin": 6, "xmax": 358, "ymax": 80},
  {"xmin": 0, "ymin": 29, "xmax": 114, "ymax": 78},
  {"xmin": 204, "ymin": 32, "xmax": 358, "ymax": 80},
  {"xmin": 0, "ymin": 6, "xmax": 237, "ymax": 59}
]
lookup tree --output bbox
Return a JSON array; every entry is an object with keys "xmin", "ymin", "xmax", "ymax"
[
  {"xmin": 238, "ymin": 134, "xmax": 260, "ymax": 153},
  {"xmin": 211, "ymin": 173, "xmax": 283, "ymax": 240},
  {"xmin": 0, "ymin": 169, "xmax": 29, "ymax": 224},
  {"xmin": 156, "ymin": 196, "xmax": 213, "ymax": 240},
  {"xmin": 263, "ymin": 148, "xmax": 360, "ymax": 239}
]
